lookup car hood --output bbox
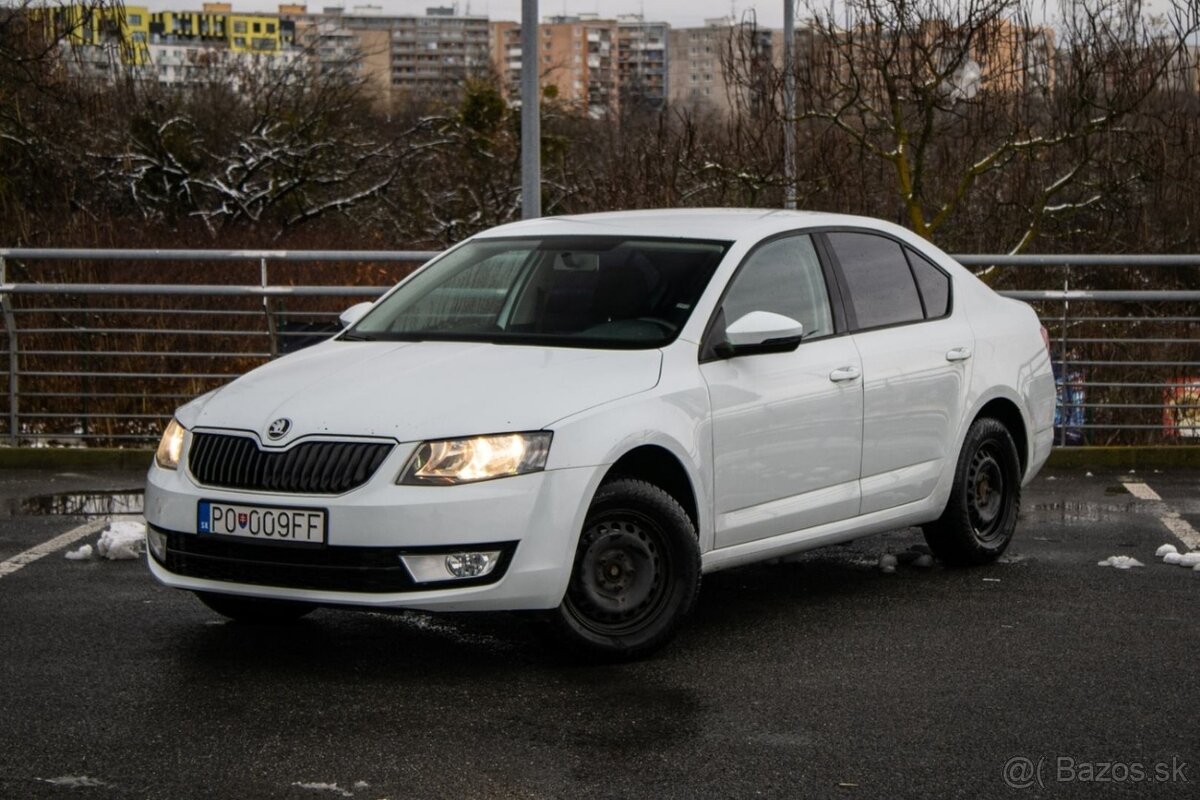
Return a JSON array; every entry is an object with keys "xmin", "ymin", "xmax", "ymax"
[{"xmin": 176, "ymin": 340, "xmax": 663, "ymax": 444}]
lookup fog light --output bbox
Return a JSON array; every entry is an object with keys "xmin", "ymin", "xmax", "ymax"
[
  {"xmin": 400, "ymin": 550, "xmax": 502, "ymax": 584},
  {"xmin": 445, "ymin": 552, "xmax": 493, "ymax": 578},
  {"xmin": 146, "ymin": 527, "xmax": 167, "ymax": 562}
]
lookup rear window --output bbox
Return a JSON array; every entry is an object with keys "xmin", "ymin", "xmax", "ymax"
[{"xmin": 826, "ymin": 232, "xmax": 923, "ymax": 330}]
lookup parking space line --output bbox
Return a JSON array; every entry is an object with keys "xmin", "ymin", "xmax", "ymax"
[
  {"xmin": 0, "ymin": 520, "xmax": 109, "ymax": 580},
  {"xmin": 1122, "ymin": 481, "xmax": 1162, "ymax": 501},
  {"xmin": 1119, "ymin": 480, "xmax": 1199, "ymax": 550},
  {"xmin": 1161, "ymin": 512, "xmax": 1200, "ymax": 551}
]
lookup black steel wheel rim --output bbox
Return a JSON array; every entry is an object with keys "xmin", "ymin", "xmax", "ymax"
[
  {"xmin": 565, "ymin": 512, "xmax": 672, "ymax": 637},
  {"xmin": 967, "ymin": 442, "xmax": 1007, "ymax": 542}
]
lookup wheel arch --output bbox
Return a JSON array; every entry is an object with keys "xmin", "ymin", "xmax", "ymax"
[
  {"xmin": 602, "ymin": 445, "xmax": 700, "ymax": 536},
  {"xmin": 973, "ymin": 395, "xmax": 1029, "ymax": 475}
]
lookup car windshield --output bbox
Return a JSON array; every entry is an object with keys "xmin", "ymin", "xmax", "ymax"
[{"xmin": 343, "ymin": 236, "xmax": 730, "ymax": 349}]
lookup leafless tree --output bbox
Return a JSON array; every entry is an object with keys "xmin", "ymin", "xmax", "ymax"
[{"xmin": 732, "ymin": 0, "xmax": 1200, "ymax": 251}]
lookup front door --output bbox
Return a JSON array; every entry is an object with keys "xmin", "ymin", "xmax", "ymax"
[{"xmin": 700, "ymin": 233, "xmax": 864, "ymax": 548}]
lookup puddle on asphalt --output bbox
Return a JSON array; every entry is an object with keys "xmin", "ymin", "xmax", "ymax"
[
  {"xmin": 10, "ymin": 490, "xmax": 144, "ymax": 516},
  {"xmin": 1027, "ymin": 500, "xmax": 1139, "ymax": 522}
]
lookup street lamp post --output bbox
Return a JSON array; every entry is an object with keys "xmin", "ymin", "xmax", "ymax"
[
  {"xmin": 783, "ymin": 0, "xmax": 797, "ymax": 210},
  {"xmin": 520, "ymin": 0, "xmax": 541, "ymax": 219}
]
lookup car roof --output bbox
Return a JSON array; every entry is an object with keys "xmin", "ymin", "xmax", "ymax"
[{"xmin": 472, "ymin": 208, "xmax": 915, "ymax": 245}]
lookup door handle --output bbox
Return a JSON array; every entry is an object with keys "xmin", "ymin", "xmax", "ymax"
[
  {"xmin": 945, "ymin": 347, "xmax": 972, "ymax": 362},
  {"xmin": 829, "ymin": 366, "xmax": 861, "ymax": 382}
]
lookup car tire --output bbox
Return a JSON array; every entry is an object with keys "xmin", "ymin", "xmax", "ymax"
[
  {"xmin": 923, "ymin": 417, "xmax": 1022, "ymax": 566},
  {"xmin": 195, "ymin": 591, "xmax": 316, "ymax": 624},
  {"xmin": 548, "ymin": 478, "xmax": 701, "ymax": 660}
]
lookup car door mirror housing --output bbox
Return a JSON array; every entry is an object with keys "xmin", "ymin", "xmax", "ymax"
[
  {"xmin": 339, "ymin": 302, "xmax": 374, "ymax": 329},
  {"xmin": 716, "ymin": 311, "xmax": 805, "ymax": 358}
]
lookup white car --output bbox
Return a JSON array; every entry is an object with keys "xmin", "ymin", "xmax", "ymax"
[{"xmin": 145, "ymin": 209, "xmax": 1055, "ymax": 658}]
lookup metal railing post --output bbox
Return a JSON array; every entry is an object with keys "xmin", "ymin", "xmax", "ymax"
[
  {"xmin": 0, "ymin": 256, "xmax": 19, "ymax": 444},
  {"xmin": 1060, "ymin": 270, "xmax": 1070, "ymax": 446},
  {"xmin": 261, "ymin": 257, "xmax": 278, "ymax": 359}
]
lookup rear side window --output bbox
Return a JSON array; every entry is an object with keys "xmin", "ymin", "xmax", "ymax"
[
  {"xmin": 906, "ymin": 248, "xmax": 951, "ymax": 318},
  {"xmin": 826, "ymin": 232, "xmax": 923, "ymax": 330}
]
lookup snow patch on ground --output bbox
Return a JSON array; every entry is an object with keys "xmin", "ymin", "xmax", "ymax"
[
  {"xmin": 39, "ymin": 776, "xmax": 108, "ymax": 788},
  {"xmin": 96, "ymin": 521, "xmax": 145, "ymax": 560},
  {"xmin": 292, "ymin": 782, "xmax": 353, "ymax": 797},
  {"xmin": 61, "ymin": 521, "xmax": 147, "ymax": 561},
  {"xmin": 1157, "ymin": 544, "xmax": 1200, "ymax": 571},
  {"xmin": 64, "ymin": 544, "xmax": 93, "ymax": 561},
  {"xmin": 1097, "ymin": 556, "xmax": 1144, "ymax": 569},
  {"xmin": 878, "ymin": 554, "xmax": 898, "ymax": 574}
]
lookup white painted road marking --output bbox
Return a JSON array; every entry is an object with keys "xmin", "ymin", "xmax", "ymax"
[
  {"xmin": 1160, "ymin": 511, "xmax": 1200, "ymax": 551},
  {"xmin": 1122, "ymin": 481, "xmax": 1162, "ymax": 501},
  {"xmin": 0, "ymin": 520, "xmax": 109, "ymax": 580},
  {"xmin": 1121, "ymin": 480, "xmax": 1200, "ymax": 551}
]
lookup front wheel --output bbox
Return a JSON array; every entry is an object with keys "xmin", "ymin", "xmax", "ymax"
[
  {"xmin": 923, "ymin": 417, "xmax": 1022, "ymax": 566},
  {"xmin": 548, "ymin": 478, "xmax": 701, "ymax": 660},
  {"xmin": 195, "ymin": 591, "xmax": 316, "ymax": 624}
]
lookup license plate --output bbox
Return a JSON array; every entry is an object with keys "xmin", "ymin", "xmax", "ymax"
[{"xmin": 197, "ymin": 500, "xmax": 326, "ymax": 545}]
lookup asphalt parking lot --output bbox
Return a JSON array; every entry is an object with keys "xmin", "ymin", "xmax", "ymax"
[{"xmin": 0, "ymin": 465, "xmax": 1197, "ymax": 799}]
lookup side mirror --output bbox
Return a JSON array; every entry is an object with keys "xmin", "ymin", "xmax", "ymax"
[
  {"xmin": 338, "ymin": 302, "xmax": 374, "ymax": 329},
  {"xmin": 716, "ymin": 311, "xmax": 805, "ymax": 358}
]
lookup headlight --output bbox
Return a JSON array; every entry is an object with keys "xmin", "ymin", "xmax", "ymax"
[
  {"xmin": 398, "ymin": 432, "xmax": 552, "ymax": 485},
  {"xmin": 155, "ymin": 419, "xmax": 187, "ymax": 470}
]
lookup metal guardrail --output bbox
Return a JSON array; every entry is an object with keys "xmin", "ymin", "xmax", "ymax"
[{"xmin": 0, "ymin": 248, "xmax": 1197, "ymax": 447}]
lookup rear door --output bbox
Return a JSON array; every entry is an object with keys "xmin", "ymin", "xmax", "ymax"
[{"xmin": 822, "ymin": 231, "xmax": 974, "ymax": 514}]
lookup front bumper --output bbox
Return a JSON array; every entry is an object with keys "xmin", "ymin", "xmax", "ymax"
[{"xmin": 144, "ymin": 452, "xmax": 603, "ymax": 612}]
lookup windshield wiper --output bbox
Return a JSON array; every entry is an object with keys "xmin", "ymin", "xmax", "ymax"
[{"xmin": 339, "ymin": 332, "xmax": 376, "ymax": 341}]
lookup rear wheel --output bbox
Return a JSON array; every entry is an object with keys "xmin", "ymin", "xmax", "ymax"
[
  {"xmin": 923, "ymin": 417, "xmax": 1022, "ymax": 566},
  {"xmin": 548, "ymin": 478, "xmax": 700, "ymax": 660},
  {"xmin": 195, "ymin": 591, "xmax": 316, "ymax": 624}
]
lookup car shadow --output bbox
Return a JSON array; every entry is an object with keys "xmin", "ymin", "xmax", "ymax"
[{"xmin": 166, "ymin": 529, "xmax": 941, "ymax": 676}]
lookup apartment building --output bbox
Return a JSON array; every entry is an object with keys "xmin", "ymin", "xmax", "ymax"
[
  {"xmin": 669, "ymin": 18, "xmax": 775, "ymax": 116},
  {"xmin": 147, "ymin": 4, "xmax": 294, "ymax": 54},
  {"xmin": 141, "ymin": 2, "xmax": 301, "ymax": 86},
  {"xmin": 37, "ymin": 3, "xmax": 151, "ymax": 72},
  {"xmin": 491, "ymin": 15, "xmax": 621, "ymax": 118},
  {"xmin": 34, "ymin": 3, "xmax": 1104, "ymax": 113},
  {"xmin": 301, "ymin": 5, "xmax": 491, "ymax": 109},
  {"xmin": 616, "ymin": 14, "xmax": 668, "ymax": 110}
]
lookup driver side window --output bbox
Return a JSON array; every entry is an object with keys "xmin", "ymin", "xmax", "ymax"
[{"xmin": 721, "ymin": 234, "xmax": 833, "ymax": 340}]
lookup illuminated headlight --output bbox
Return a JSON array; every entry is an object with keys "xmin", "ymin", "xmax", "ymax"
[
  {"xmin": 398, "ymin": 432, "xmax": 552, "ymax": 485},
  {"xmin": 155, "ymin": 419, "xmax": 186, "ymax": 470},
  {"xmin": 146, "ymin": 527, "xmax": 168, "ymax": 562},
  {"xmin": 400, "ymin": 550, "xmax": 503, "ymax": 583}
]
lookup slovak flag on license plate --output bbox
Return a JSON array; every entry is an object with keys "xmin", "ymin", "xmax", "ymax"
[{"xmin": 237, "ymin": 512, "xmax": 249, "ymax": 528}]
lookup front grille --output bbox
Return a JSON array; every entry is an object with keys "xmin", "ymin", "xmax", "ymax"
[
  {"xmin": 188, "ymin": 432, "xmax": 394, "ymax": 494},
  {"xmin": 156, "ymin": 529, "xmax": 517, "ymax": 593}
]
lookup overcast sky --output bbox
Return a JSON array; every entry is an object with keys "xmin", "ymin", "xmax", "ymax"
[{"xmin": 148, "ymin": 0, "xmax": 1181, "ymax": 29}]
